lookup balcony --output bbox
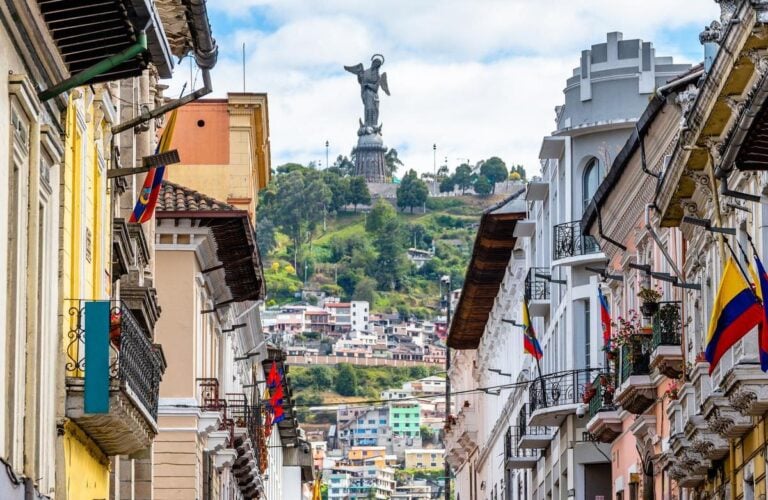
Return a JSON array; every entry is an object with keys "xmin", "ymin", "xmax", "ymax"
[
  {"xmin": 516, "ymin": 405, "xmax": 554, "ymax": 449},
  {"xmin": 722, "ymin": 361, "xmax": 768, "ymax": 417},
  {"xmin": 683, "ymin": 415, "xmax": 728, "ymax": 461},
  {"xmin": 525, "ymin": 268, "xmax": 551, "ymax": 317},
  {"xmin": 528, "ymin": 369, "xmax": 601, "ymax": 427},
  {"xmin": 649, "ymin": 302, "xmax": 683, "ymax": 378},
  {"xmin": 65, "ymin": 301, "xmax": 165, "ymax": 456},
  {"xmin": 702, "ymin": 392, "xmax": 752, "ymax": 439},
  {"xmin": 615, "ymin": 335, "xmax": 655, "ymax": 415},
  {"xmin": 585, "ymin": 373, "xmax": 621, "ymax": 443},
  {"xmin": 504, "ymin": 428, "xmax": 539, "ymax": 469},
  {"xmin": 552, "ymin": 220, "xmax": 603, "ymax": 266}
]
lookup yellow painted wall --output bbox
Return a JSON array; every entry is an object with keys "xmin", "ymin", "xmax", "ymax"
[
  {"xmin": 62, "ymin": 422, "xmax": 109, "ymax": 500},
  {"xmin": 60, "ymin": 90, "xmax": 113, "ymax": 499}
]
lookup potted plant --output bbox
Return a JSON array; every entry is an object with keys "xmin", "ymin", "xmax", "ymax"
[
  {"xmin": 663, "ymin": 380, "xmax": 680, "ymax": 400},
  {"xmin": 582, "ymin": 382, "xmax": 597, "ymax": 404},
  {"xmin": 638, "ymin": 286, "xmax": 662, "ymax": 317},
  {"xmin": 110, "ymin": 310, "xmax": 122, "ymax": 346}
]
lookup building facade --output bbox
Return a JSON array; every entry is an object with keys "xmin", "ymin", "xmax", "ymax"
[{"xmin": 447, "ymin": 32, "xmax": 690, "ymax": 500}]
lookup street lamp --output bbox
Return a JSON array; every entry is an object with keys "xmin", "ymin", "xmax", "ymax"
[
  {"xmin": 433, "ymin": 144, "xmax": 437, "ymax": 195},
  {"xmin": 439, "ymin": 274, "xmax": 451, "ymax": 500},
  {"xmin": 325, "ymin": 140, "xmax": 330, "ymax": 169}
]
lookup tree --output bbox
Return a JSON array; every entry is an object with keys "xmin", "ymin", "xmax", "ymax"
[
  {"xmin": 335, "ymin": 363, "xmax": 358, "ymax": 396},
  {"xmin": 366, "ymin": 199, "xmax": 398, "ymax": 233},
  {"xmin": 436, "ymin": 164, "xmax": 450, "ymax": 180},
  {"xmin": 332, "ymin": 155, "xmax": 354, "ymax": 175},
  {"xmin": 453, "ymin": 164, "xmax": 473, "ymax": 194},
  {"xmin": 396, "ymin": 169, "xmax": 429, "ymax": 213},
  {"xmin": 420, "ymin": 425, "xmax": 435, "ymax": 443},
  {"xmin": 372, "ymin": 216, "xmax": 408, "ymax": 290},
  {"xmin": 255, "ymin": 217, "xmax": 276, "ymax": 257},
  {"xmin": 509, "ymin": 164, "xmax": 527, "ymax": 181},
  {"xmin": 348, "ymin": 176, "xmax": 371, "ymax": 212},
  {"xmin": 384, "ymin": 148, "xmax": 404, "ymax": 178},
  {"xmin": 324, "ymin": 170, "xmax": 349, "ymax": 213},
  {"xmin": 439, "ymin": 176, "xmax": 455, "ymax": 194},
  {"xmin": 308, "ymin": 365, "xmax": 334, "ymax": 389},
  {"xmin": 479, "ymin": 156, "xmax": 508, "ymax": 193},
  {"xmin": 473, "ymin": 174, "xmax": 492, "ymax": 196},
  {"xmin": 276, "ymin": 162, "xmax": 306, "ymax": 174},
  {"xmin": 353, "ymin": 276, "xmax": 377, "ymax": 304},
  {"xmin": 509, "ymin": 171, "xmax": 522, "ymax": 181}
]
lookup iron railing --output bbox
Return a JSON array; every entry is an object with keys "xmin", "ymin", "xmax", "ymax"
[
  {"xmin": 587, "ymin": 372, "xmax": 616, "ymax": 419},
  {"xmin": 525, "ymin": 267, "xmax": 551, "ymax": 302},
  {"xmin": 528, "ymin": 368, "xmax": 603, "ymax": 414},
  {"xmin": 505, "ymin": 427, "xmax": 540, "ymax": 460},
  {"xmin": 66, "ymin": 300, "xmax": 165, "ymax": 419},
  {"xmin": 552, "ymin": 220, "xmax": 600, "ymax": 261},
  {"xmin": 652, "ymin": 302, "xmax": 682, "ymax": 347},
  {"xmin": 620, "ymin": 336, "xmax": 652, "ymax": 383},
  {"xmin": 516, "ymin": 404, "xmax": 552, "ymax": 441}
]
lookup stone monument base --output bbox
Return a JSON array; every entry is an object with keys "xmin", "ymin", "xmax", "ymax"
[{"xmin": 353, "ymin": 132, "xmax": 387, "ymax": 183}]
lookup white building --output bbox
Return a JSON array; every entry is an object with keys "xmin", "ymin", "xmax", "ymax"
[{"xmin": 447, "ymin": 32, "xmax": 690, "ymax": 500}]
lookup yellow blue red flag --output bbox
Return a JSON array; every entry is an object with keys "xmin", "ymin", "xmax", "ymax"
[
  {"xmin": 129, "ymin": 109, "xmax": 178, "ymax": 223},
  {"xmin": 523, "ymin": 301, "xmax": 543, "ymax": 360},
  {"xmin": 705, "ymin": 257, "xmax": 762, "ymax": 373}
]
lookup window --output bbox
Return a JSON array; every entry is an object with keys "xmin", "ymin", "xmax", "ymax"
[
  {"xmin": 585, "ymin": 299, "xmax": 591, "ymax": 367},
  {"xmin": 582, "ymin": 157, "xmax": 603, "ymax": 210}
]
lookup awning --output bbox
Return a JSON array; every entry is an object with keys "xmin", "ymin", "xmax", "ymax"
[
  {"xmin": 37, "ymin": 0, "xmax": 174, "ymax": 81},
  {"xmin": 447, "ymin": 191, "xmax": 526, "ymax": 349}
]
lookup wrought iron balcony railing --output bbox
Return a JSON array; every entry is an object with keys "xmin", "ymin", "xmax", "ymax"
[
  {"xmin": 525, "ymin": 267, "xmax": 551, "ymax": 302},
  {"xmin": 528, "ymin": 368, "xmax": 603, "ymax": 414},
  {"xmin": 67, "ymin": 300, "xmax": 165, "ymax": 419},
  {"xmin": 516, "ymin": 404, "xmax": 552, "ymax": 439},
  {"xmin": 504, "ymin": 427, "xmax": 540, "ymax": 462},
  {"xmin": 587, "ymin": 372, "xmax": 616, "ymax": 419},
  {"xmin": 652, "ymin": 302, "xmax": 682, "ymax": 348},
  {"xmin": 620, "ymin": 336, "xmax": 652, "ymax": 384},
  {"xmin": 552, "ymin": 220, "xmax": 600, "ymax": 261}
]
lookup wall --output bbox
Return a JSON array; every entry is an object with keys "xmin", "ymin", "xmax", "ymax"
[{"xmin": 60, "ymin": 88, "xmax": 113, "ymax": 500}]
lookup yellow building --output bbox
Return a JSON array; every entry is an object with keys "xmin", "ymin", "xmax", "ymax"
[
  {"xmin": 348, "ymin": 446, "xmax": 388, "ymax": 465},
  {"xmin": 403, "ymin": 449, "xmax": 445, "ymax": 470}
]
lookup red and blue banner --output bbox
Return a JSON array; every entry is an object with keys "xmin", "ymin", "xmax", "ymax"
[
  {"xmin": 129, "ymin": 109, "xmax": 178, "ymax": 223},
  {"xmin": 598, "ymin": 287, "xmax": 611, "ymax": 346}
]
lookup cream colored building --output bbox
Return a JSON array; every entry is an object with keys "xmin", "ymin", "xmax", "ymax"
[
  {"xmin": 154, "ymin": 181, "xmax": 267, "ymax": 499},
  {"xmin": 404, "ymin": 449, "xmax": 445, "ymax": 470}
]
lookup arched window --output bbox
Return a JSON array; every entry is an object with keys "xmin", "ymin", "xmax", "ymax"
[{"xmin": 582, "ymin": 157, "xmax": 602, "ymax": 210}]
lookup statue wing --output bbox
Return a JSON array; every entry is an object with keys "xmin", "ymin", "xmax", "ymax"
[
  {"xmin": 344, "ymin": 63, "xmax": 364, "ymax": 75},
  {"xmin": 380, "ymin": 72, "xmax": 390, "ymax": 96}
]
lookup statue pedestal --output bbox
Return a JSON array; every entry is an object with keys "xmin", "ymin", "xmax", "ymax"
[{"xmin": 353, "ymin": 132, "xmax": 387, "ymax": 183}]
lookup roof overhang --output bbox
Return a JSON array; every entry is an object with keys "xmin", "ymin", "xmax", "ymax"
[
  {"xmin": 538, "ymin": 137, "xmax": 565, "ymax": 160},
  {"xmin": 156, "ymin": 210, "xmax": 265, "ymax": 302},
  {"xmin": 447, "ymin": 192, "xmax": 526, "ymax": 349},
  {"xmin": 525, "ymin": 181, "xmax": 548, "ymax": 201},
  {"xmin": 36, "ymin": 0, "xmax": 174, "ymax": 81},
  {"xmin": 656, "ymin": 1, "xmax": 768, "ymax": 227}
]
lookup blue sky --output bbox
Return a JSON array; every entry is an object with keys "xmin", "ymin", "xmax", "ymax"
[{"xmin": 167, "ymin": 1, "xmax": 721, "ymax": 175}]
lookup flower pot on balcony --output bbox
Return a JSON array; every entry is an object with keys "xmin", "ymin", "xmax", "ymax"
[
  {"xmin": 640, "ymin": 301, "xmax": 659, "ymax": 317},
  {"xmin": 110, "ymin": 312, "xmax": 122, "ymax": 346}
]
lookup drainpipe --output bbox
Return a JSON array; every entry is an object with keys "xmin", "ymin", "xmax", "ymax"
[
  {"xmin": 111, "ymin": 0, "xmax": 218, "ymax": 135},
  {"xmin": 38, "ymin": 32, "xmax": 148, "ymax": 102}
]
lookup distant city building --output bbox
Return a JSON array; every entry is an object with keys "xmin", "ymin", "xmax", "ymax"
[{"xmin": 404, "ymin": 449, "xmax": 445, "ymax": 470}]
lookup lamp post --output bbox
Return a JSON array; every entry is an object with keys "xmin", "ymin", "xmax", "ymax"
[
  {"xmin": 325, "ymin": 140, "xmax": 329, "ymax": 169},
  {"xmin": 440, "ymin": 274, "xmax": 452, "ymax": 500},
  {"xmin": 433, "ymin": 144, "xmax": 437, "ymax": 195}
]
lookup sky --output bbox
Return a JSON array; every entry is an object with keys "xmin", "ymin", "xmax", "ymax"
[{"xmin": 165, "ymin": 1, "xmax": 721, "ymax": 177}]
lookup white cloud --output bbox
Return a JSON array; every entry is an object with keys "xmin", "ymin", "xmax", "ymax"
[{"xmin": 165, "ymin": 1, "xmax": 721, "ymax": 176}]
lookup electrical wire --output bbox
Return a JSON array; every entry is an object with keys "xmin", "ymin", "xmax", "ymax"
[{"xmin": 171, "ymin": 378, "xmax": 534, "ymax": 412}]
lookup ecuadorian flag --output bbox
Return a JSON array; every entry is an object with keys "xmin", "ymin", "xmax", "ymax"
[
  {"xmin": 753, "ymin": 254, "xmax": 768, "ymax": 371},
  {"xmin": 705, "ymin": 257, "xmax": 763, "ymax": 373},
  {"xmin": 129, "ymin": 109, "xmax": 179, "ymax": 223},
  {"xmin": 523, "ymin": 300, "xmax": 543, "ymax": 360}
]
